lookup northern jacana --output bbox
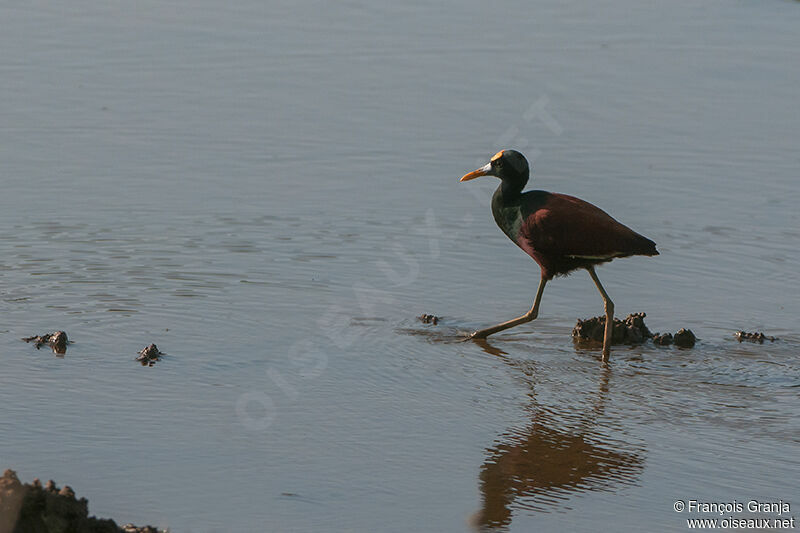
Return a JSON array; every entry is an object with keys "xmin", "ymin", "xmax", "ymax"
[{"xmin": 460, "ymin": 150, "xmax": 658, "ymax": 361}]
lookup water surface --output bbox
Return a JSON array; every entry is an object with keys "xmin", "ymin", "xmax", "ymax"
[{"xmin": 1, "ymin": 0, "xmax": 798, "ymax": 531}]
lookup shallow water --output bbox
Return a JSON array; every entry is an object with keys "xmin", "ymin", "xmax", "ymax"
[{"xmin": 1, "ymin": 0, "xmax": 799, "ymax": 531}]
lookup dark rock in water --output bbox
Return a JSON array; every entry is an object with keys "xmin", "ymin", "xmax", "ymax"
[
  {"xmin": 136, "ymin": 344, "xmax": 164, "ymax": 366},
  {"xmin": 0, "ymin": 469, "xmax": 164, "ymax": 533},
  {"xmin": 734, "ymin": 331, "xmax": 777, "ymax": 343},
  {"xmin": 21, "ymin": 331, "xmax": 69, "ymax": 354},
  {"xmin": 418, "ymin": 313, "xmax": 440, "ymax": 325},
  {"xmin": 652, "ymin": 332, "xmax": 673, "ymax": 346},
  {"xmin": 673, "ymin": 328, "xmax": 696, "ymax": 348},
  {"xmin": 572, "ymin": 312, "xmax": 652, "ymax": 345}
]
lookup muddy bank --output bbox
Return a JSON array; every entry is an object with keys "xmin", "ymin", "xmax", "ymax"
[{"xmin": 0, "ymin": 469, "xmax": 163, "ymax": 533}]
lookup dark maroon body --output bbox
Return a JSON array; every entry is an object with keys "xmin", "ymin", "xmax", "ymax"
[{"xmin": 492, "ymin": 187, "xmax": 658, "ymax": 281}]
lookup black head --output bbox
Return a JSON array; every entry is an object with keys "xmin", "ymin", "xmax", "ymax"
[{"xmin": 460, "ymin": 150, "xmax": 530, "ymax": 193}]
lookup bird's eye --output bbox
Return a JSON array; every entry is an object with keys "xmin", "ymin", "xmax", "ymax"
[{"xmin": 495, "ymin": 159, "xmax": 504, "ymax": 168}]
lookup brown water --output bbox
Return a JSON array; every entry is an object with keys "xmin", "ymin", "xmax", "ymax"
[{"xmin": 1, "ymin": 0, "xmax": 798, "ymax": 531}]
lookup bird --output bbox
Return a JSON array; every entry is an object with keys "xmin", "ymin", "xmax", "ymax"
[{"xmin": 460, "ymin": 149, "xmax": 658, "ymax": 361}]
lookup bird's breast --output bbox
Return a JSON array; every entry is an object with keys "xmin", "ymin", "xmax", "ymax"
[{"xmin": 491, "ymin": 192, "xmax": 523, "ymax": 244}]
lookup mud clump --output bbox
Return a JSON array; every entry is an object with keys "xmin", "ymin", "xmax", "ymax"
[
  {"xmin": 652, "ymin": 332, "xmax": 673, "ymax": 346},
  {"xmin": 651, "ymin": 328, "xmax": 696, "ymax": 348},
  {"xmin": 0, "ymin": 469, "xmax": 163, "ymax": 533},
  {"xmin": 136, "ymin": 344, "xmax": 164, "ymax": 367},
  {"xmin": 573, "ymin": 314, "xmax": 697, "ymax": 349},
  {"xmin": 673, "ymin": 328, "xmax": 696, "ymax": 348},
  {"xmin": 21, "ymin": 331, "xmax": 69, "ymax": 354},
  {"xmin": 418, "ymin": 314, "xmax": 440, "ymax": 325},
  {"xmin": 572, "ymin": 312, "xmax": 652, "ymax": 345},
  {"xmin": 734, "ymin": 331, "xmax": 777, "ymax": 343}
]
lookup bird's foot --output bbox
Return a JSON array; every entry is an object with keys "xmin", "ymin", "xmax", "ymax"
[{"xmin": 460, "ymin": 331, "xmax": 480, "ymax": 342}]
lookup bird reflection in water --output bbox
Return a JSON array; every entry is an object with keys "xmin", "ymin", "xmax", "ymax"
[{"xmin": 470, "ymin": 339, "xmax": 645, "ymax": 531}]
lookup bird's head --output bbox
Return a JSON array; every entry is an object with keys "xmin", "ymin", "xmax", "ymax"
[{"xmin": 460, "ymin": 150, "xmax": 529, "ymax": 192}]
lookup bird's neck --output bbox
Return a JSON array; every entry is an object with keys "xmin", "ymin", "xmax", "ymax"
[
  {"xmin": 493, "ymin": 176, "xmax": 527, "ymax": 207},
  {"xmin": 491, "ymin": 183, "xmax": 524, "ymax": 241},
  {"xmin": 500, "ymin": 179, "xmax": 525, "ymax": 198}
]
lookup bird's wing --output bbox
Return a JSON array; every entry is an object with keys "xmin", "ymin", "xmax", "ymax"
[{"xmin": 520, "ymin": 192, "xmax": 655, "ymax": 259}]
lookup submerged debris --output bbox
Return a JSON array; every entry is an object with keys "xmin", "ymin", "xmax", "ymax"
[
  {"xmin": 673, "ymin": 328, "xmax": 696, "ymax": 348},
  {"xmin": 572, "ymin": 312, "xmax": 652, "ymax": 345},
  {"xmin": 418, "ymin": 314, "xmax": 440, "ymax": 325},
  {"xmin": 734, "ymin": 331, "xmax": 777, "ymax": 343},
  {"xmin": 121, "ymin": 525, "xmax": 162, "ymax": 533},
  {"xmin": 0, "ymin": 469, "xmax": 164, "ymax": 532},
  {"xmin": 21, "ymin": 331, "xmax": 69, "ymax": 354},
  {"xmin": 136, "ymin": 344, "xmax": 164, "ymax": 366}
]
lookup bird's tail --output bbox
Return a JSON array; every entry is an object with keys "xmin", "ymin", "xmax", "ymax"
[{"xmin": 636, "ymin": 236, "xmax": 659, "ymax": 256}]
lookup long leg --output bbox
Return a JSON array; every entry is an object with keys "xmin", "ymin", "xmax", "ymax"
[
  {"xmin": 470, "ymin": 277, "xmax": 547, "ymax": 339},
  {"xmin": 587, "ymin": 266, "xmax": 614, "ymax": 362}
]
